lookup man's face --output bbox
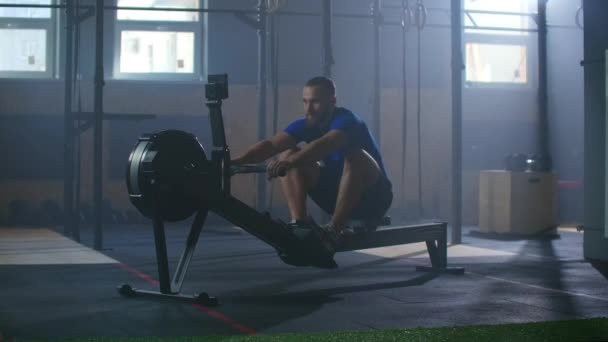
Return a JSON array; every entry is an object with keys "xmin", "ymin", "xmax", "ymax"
[{"xmin": 302, "ymin": 85, "xmax": 335, "ymax": 127}]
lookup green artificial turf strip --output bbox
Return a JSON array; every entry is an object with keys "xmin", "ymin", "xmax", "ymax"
[{"xmin": 15, "ymin": 317, "xmax": 608, "ymax": 342}]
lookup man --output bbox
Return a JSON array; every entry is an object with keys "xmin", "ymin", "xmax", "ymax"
[{"xmin": 232, "ymin": 76, "xmax": 393, "ymax": 259}]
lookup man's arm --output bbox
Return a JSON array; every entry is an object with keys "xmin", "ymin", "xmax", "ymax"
[
  {"xmin": 286, "ymin": 129, "xmax": 349, "ymax": 166},
  {"xmin": 232, "ymin": 132, "xmax": 297, "ymax": 165}
]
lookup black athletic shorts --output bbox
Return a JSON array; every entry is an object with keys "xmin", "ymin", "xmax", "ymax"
[{"xmin": 308, "ymin": 165, "xmax": 393, "ymax": 220}]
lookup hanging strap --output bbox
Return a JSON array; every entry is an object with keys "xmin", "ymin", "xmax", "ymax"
[
  {"xmin": 400, "ymin": 0, "xmax": 412, "ymax": 217},
  {"xmin": 268, "ymin": 13, "xmax": 281, "ymax": 211},
  {"xmin": 414, "ymin": 0, "xmax": 426, "ymax": 218}
]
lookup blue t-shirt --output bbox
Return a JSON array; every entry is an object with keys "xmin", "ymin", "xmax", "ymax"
[{"xmin": 284, "ymin": 107, "xmax": 388, "ymax": 178}]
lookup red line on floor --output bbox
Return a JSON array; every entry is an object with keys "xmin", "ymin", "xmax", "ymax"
[
  {"xmin": 118, "ymin": 263, "xmax": 159, "ymax": 286},
  {"xmin": 117, "ymin": 262, "xmax": 258, "ymax": 336},
  {"xmin": 192, "ymin": 304, "xmax": 258, "ymax": 336}
]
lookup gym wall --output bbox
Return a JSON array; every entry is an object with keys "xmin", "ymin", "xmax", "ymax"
[{"xmin": 0, "ymin": 0, "xmax": 584, "ymax": 226}]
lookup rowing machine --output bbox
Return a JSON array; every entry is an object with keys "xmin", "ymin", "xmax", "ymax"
[{"xmin": 117, "ymin": 74, "xmax": 463, "ymax": 306}]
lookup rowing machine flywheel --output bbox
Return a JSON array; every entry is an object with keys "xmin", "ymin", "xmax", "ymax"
[{"xmin": 126, "ymin": 130, "xmax": 210, "ymax": 222}]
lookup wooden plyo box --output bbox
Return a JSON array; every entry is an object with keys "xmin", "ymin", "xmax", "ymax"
[{"xmin": 478, "ymin": 170, "xmax": 558, "ymax": 235}]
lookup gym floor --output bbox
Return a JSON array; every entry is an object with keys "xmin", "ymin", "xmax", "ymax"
[{"xmin": 1, "ymin": 222, "xmax": 607, "ymax": 340}]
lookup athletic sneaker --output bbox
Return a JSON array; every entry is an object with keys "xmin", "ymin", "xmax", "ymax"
[
  {"xmin": 284, "ymin": 218, "xmax": 338, "ymax": 269},
  {"xmin": 286, "ymin": 218, "xmax": 318, "ymax": 240},
  {"xmin": 321, "ymin": 223, "xmax": 341, "ymax": 243}
]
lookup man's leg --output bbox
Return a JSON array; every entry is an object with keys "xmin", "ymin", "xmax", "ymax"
[
  {"xmin": 330, "ymin": 149, "xmax": 381, "ymax": 231},
  {"xmin": 278, "ymin": 148, "xmax": 320, "ymax": 221},
  {"xmin": 276, "ymin": 149, "xmax": 338, "ymax": 269}
]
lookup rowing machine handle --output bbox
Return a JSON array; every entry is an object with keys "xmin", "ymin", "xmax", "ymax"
[{"xmin": 230, "ymin": 164, "xmax": 287, "ymax": 177}]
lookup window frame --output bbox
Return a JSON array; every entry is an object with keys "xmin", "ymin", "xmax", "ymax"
[
  {"xmin": 0, "ymin": 0, "xmax": 58, "ymax": 79},
  {"xmin": 463, "ymin": 2, "xmax": 537, "ymax": 89},
  {"xmin": 111, "ymin": 0, "xmax": 206, "ymax": 82}
]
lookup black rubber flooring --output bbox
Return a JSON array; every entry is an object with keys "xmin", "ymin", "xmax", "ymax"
[{"xmin": 1, "ymin": 222, "xmax": 607, "ymax": 340}]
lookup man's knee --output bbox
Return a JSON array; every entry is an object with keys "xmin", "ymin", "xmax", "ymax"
[
  {"xmin": 277, "ymin": 147, "xmax": 320, "ymax": 187},
  {"xmin": 344, "ymin": 149, "xmax": 380, "ymax": 174},
  {"xmin": 278, "ymin": 147, "xmax": 299, "ymax": 161}
]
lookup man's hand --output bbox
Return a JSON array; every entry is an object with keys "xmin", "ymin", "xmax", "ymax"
[{"xmin": 266, "ymin": 159, "xmax": 293, "ymax": 179}]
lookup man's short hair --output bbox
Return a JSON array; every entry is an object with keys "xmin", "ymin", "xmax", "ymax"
[{"xmin": 305, "ymin": 76, "xmax": 336, "ymax": 97}]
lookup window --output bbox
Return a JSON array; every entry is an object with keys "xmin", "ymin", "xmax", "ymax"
[
  {"xmin": 464, "ymin": 0, "xmax": 537, "ymax": 86},
  {"xmin": 113, "ymin": 0, "xmax": 204, "ymax": 80},
  {"xmin": 466, "ymin": 43, "xmax": 527, "ymax": 84},
  {"xmin": 0, "ymin": 0, "xmax": 56, "ymax": 78}
]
